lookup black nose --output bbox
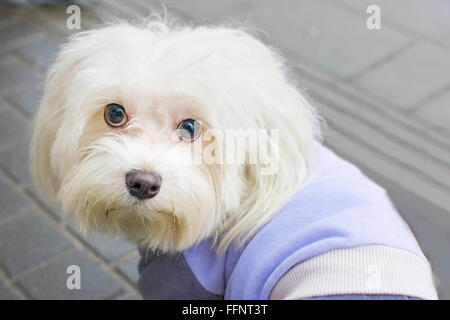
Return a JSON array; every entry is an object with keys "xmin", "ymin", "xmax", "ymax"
[{"xmin": 125, "ymin": 170, "xmax": 162, "ymax": 200}]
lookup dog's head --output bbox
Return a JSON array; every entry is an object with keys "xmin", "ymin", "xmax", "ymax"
[{"xmin": 30, "ymin": 21, "xmax": 320, "ymax": 253}]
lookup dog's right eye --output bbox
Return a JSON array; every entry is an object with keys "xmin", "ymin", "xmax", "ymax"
[{"xmin": 104, "ymin": 103, "xmax": 128, "ymax": 128}]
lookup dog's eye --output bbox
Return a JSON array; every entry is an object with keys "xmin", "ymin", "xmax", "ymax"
[
  {"xmin": 176, "ymin": 119, "xmax": 201, "ymax": 142},
  {"xmin": 104, "ymin": 103, "xmax": 128, "ymax": 127}
]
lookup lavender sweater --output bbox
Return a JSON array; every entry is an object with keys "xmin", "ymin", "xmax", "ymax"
[{"xmin": 138, "ymin": 145, "xmax": 437, "ymax": 300}]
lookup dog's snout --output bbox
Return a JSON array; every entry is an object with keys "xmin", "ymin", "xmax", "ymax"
[{"xmin": 126, "ymin": 170, "xmax": 162, "ymax": 200}]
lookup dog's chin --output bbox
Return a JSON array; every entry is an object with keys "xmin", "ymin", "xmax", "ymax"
[{"xmin": 69, "ymin": 195, "xmax": 220, "ymax": 253}]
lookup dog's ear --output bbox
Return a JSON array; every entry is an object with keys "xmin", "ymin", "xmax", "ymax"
[
  {"xmin": 218, "ymin": 84, "xmax": 321, "ymax": 252},
  {"xmin": 30, "ymin": 34, "xmax": 91, "ymax": 201}
]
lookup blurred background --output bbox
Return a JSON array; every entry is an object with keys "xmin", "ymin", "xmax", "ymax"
[{"xmin": 0, "ymin": 0, "xmax": 449, "ymax": 299}]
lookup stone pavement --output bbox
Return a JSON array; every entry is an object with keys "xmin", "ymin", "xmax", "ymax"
[{"xmin": 0, "ymin": 0, "xmax": 449, "ymax": 299}]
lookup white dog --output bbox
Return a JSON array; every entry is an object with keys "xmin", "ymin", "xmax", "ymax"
[{"xmin": 30, "ymin": 20, "xmax": 437, "ymax": 300}]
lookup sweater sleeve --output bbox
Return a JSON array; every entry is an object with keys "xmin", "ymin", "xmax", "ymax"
[{"xmin": 269, "ymin": 245, "xmax": 437, "ymax": 300}]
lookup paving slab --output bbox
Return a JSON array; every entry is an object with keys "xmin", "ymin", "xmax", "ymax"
[
  {"xmin": 0, "ymin": 106, "xmax": 30, "ymax": 149},
  {"xmin": 354, "ymin": 41, "xmax": 450, "ymax": 109},
  {"xmin": 0, "ymin": 214, "xmax": 73, "ymax": 277},
  {"xmin": 0, "ymin": 280, "xmax": 17, "ymax": 300},
  {"xmin": 17, "ymin": 249, "xmax": 123, "ymax": 300},
  {"xmin": 0, "ymin": 55, "xmax": 41, "ymax": 93},
  {"xmin": 5, "ymin": 83, "xmax": 44, "ymax": 116},
  {"xmin": 247, "ymin": 0, "xmax": 411, "ymax": 78},
  {"xmin": 72, "ymin": 229, "xmax": 137, "ymax": 263},
  {"xmin": 116, "ymin": 252, "xmax": 140, "ymax": 283},
  {"xmin": 0, "ymin": 19, "xmax": 45, "ymax": 52},
  {"xmin": 414, "ymin": 89, "xmax": 450, "ymax": 130},
  {"xmin": 0, "ymin": 4, "xmax": 21, "ymax": 28},
  {"xmin": 0, "ymin": 110, "xmax": 33, "ymax": 186},
  {"xmin": 312, "ymin": 87, "xmax": 450, "ymax": 190},
  {"xmin": 0, "ymin": 174, "xmax": 37, "ymax": 220},
  {"xmin": 333, "ymin": 0, "xmax": 450, "ymax": 48},
  {"xmin": 163, "ymin": 0, "xmax": 411, "ymax": 79},
  {"xmin": 16, "ymin": 37, "xmax": 61, "ymax": 71},
  {"xmin": 160, "ymin": 0, "xmax": 260, "ymax": 20},
  {"xmin": 117, "ymin": 291, "xmax": 142, "ymax": 300}
]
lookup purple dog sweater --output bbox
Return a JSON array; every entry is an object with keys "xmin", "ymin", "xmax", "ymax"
[{"xmin": 138, "ymin": 144, "xmax": 437, "ymax": 300}]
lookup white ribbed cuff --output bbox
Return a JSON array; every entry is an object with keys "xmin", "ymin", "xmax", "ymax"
[{"xmin": 270, "ymin": 245, "xmax": 438, "ymax": 300}]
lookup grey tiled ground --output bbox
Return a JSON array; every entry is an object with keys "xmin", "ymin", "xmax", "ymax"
[
  {"xmin": 0, "ymin": 0, "xmax": 449, "ymax": 300},
  {"xmin": 0, "ymin": 1, "xmax": 142, "ymax": 298},
  {"xmin": 0, "ymin": 281, "xmax": 17, "ymax": 300},
  {"xmin": 0, "ymin": 175, "xmax": 35, "ymax": 220},
  {"xmin": 76, "ymin": 231, "xmax": 137, "ymax": 262},
  {"xmin": 335, "ymin": 0, "xmax": 450, "ymax": 47},
  {"xmin": 0, "ymin": 20, "xmax": 45, "ymax": 52},
  {"xmin": 116, "ymin": 254, "xmax": 141, "ymax": 283},
  {"xmin": 0, "ymin": 214, "xmax": 72, "ymax": 277},
  {"xmin": 0, "ymin": 107, "xmax": 33, "ymax": 186},
  {"xmin": 16, "ymin": 37, "xmax": 60, "ymax": 71},
  {"xmin": 5, "ymin": 83, "xmax": 44, "ymax": 116},
  {"xmin": 356, "ymin": 41, "xmax": 450, "ymax": 109},
  {"xmin": 0, "ymin": 55, "xmax": 41, "ymax": 91},
  {"xmin": 415, "ymin": 89, "xmax": 450, "ymax": 130},
  {"xmin": 247, "ymin": 0, "xmax": 411, "ymax": 78},
  {"xmin": 17, "ymin": 250, "xmax": 124, "ymax": 300}
]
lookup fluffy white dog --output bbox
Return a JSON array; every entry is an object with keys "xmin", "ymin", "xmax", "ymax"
[
  {"xmin": 31, "ymin": 20, "xmax": 437, "ymax": 300},
  {"xmin": 30, "ymin": 20, "xmax": 319, "ymax": 253}
]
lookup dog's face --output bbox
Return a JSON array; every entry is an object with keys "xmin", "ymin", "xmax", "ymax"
[{"xmin": 30, "ymin": 22, "xmax": 320, "ymax": 253}]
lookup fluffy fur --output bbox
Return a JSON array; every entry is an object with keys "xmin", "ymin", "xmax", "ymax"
[{"xmin": 30, "ymin": 20, "xmax": 321, "ymax": 253}]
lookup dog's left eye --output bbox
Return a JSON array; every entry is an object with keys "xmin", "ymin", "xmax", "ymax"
[
  {"xmin": 176, "ymin": 119, "xmax": 201, "ymax": 142},
  {"xmin": 104, "ymin": 103, "xmax": 128, "ymax": 127}
]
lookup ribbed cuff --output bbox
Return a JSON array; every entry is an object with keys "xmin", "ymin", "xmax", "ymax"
[{"xmin": 269, "ymin": 245, "xmax": 438, "ymax": 300}]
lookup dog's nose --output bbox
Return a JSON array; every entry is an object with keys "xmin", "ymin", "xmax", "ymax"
[{"xmin": 125, "ymin": 170, "xmax": 162, "ymax": 200}]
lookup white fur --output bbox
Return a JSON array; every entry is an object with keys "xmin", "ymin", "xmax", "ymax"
[{"xmin": 30, "ymin": 20, "xmax": 321, "ymax": 253}]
